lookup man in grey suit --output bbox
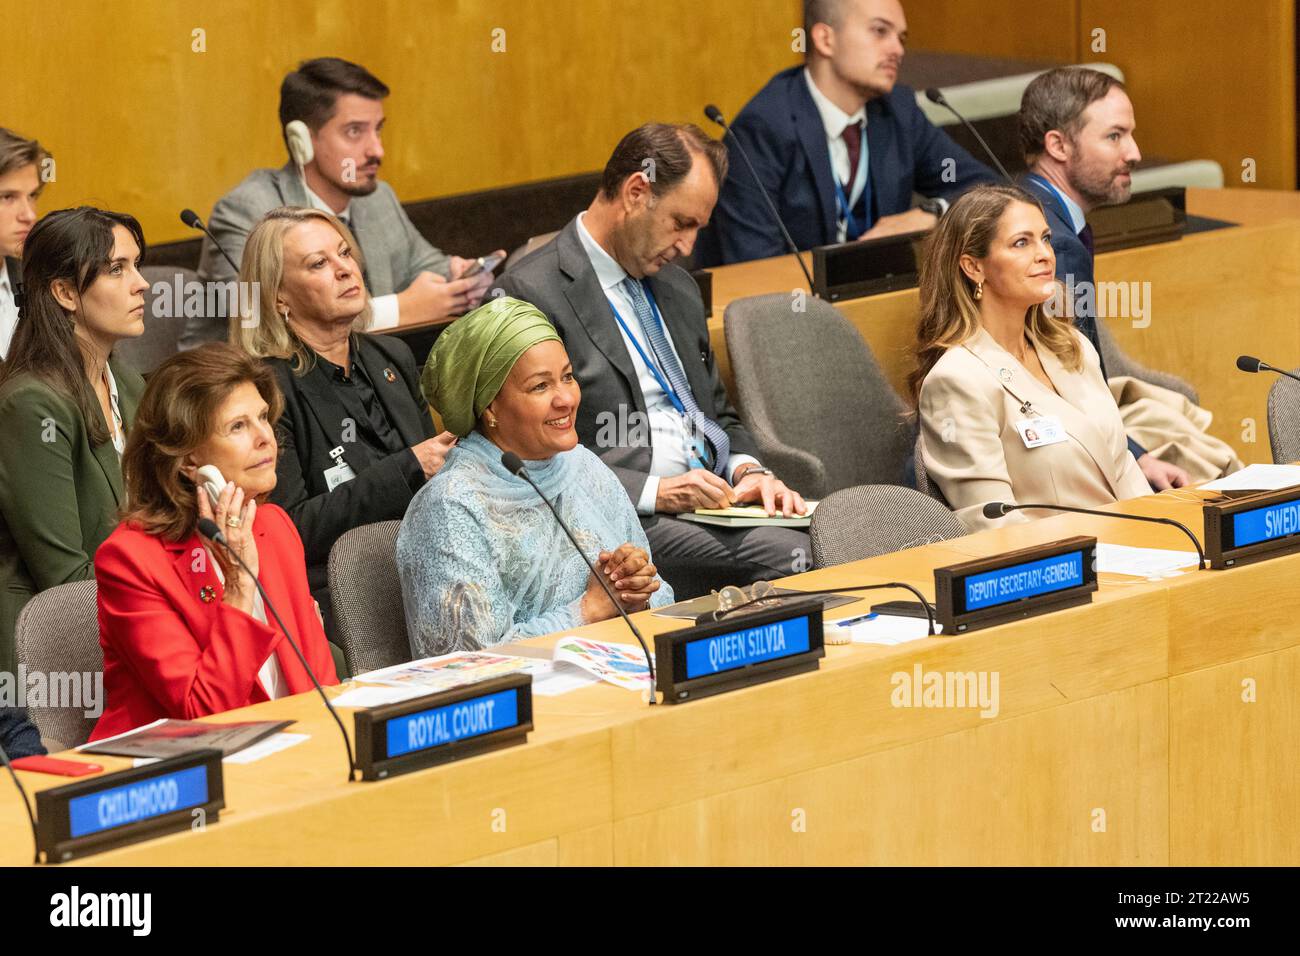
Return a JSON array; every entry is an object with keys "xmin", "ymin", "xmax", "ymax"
[
  {"xmin": 493, "ymin": 123, "xmax": 809, "ymax": 599},
  {"xmin": 183, "ymin": 57, "xmax": 499, "ymax": 350}
]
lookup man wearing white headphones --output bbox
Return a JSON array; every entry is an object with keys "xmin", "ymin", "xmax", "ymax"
[{"xmin": 185, "ymin": 57, "xmax": 500, "ymax": 349}]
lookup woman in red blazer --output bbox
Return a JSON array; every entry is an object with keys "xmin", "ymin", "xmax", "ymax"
[{"xmin": 91, "ymin": 343, "xmax": 337, "ymax": 741}]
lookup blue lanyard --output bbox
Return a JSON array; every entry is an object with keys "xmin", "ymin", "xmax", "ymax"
[
  {"xmin": 1026, "ymin": 173, "xmax": 1082, "ymax": 233},
  {"xmin": 833, "ymin": 122, "xmax": 869, "ymax": 240},
  {"xmin": 605, "ymin": 281, "xmax": 689, "ymax": 417}
]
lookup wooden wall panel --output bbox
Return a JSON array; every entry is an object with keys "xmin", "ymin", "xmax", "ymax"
[{"xmin": 903, "ymin": 0, "xmax": 1078, "ymax": 62}]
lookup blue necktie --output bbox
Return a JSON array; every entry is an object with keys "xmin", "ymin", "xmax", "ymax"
[{"xmin": 621, "ymin": 277, "xmax": 730, "ymax": 477}]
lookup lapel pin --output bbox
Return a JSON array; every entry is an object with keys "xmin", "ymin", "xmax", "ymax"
[
  {"xmin": 998, "ymin": 368, "xmax": 1013, "ymax": 383},
  {"xmin": 383, "ymin": 367, "xmax": 397, "ymax": 383},
  {"xmin": 199, "ymin": 585, "xmax": 216, "ymax": 603}
]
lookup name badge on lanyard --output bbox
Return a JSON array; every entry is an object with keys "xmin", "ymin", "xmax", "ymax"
[
  {"xmin": 1015, "ymin": 416, "xmax": 1069, "ymax": 449},
  {"xmin": 323, "ymin": 444, "xmax": 358, "ymax": 491}
]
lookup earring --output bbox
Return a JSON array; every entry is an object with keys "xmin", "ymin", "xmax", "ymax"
[
  {"xmin": 487, "ymin": 416, "xmax": 498, "ymax": 428},
  {"xmin": 974, "ymin": 281, "xmax": 983, "ymax": 300},
  {"xmin": 281, "ymin": 308, "xmax": 290, "ymax": 322}
]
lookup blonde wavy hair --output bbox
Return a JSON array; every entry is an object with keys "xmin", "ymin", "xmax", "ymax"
[
  {"xmin": 230, "ymin": 206, "xmax": 372, "ymax": 374},
  {"xmin": 907, "ymin": 183, "xmax": 1080, "ymax": 406}
]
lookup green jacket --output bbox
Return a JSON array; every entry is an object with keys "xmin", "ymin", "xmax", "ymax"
[{"xmin": 0, "ymin": 357, "xmax": 144, "ymax": 675}]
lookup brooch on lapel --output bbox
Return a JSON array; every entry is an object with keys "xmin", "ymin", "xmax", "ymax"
[
  {"xmin": 998, "ymin": 367, "xmax": 1013, "ymax": 383},
  {"xmin": 199, "ymin": 585, "xmax": 217, "ymax": 603},
  {"xmin": 383, "ymin": 367, "xmax": 397, "ymax": 383}
]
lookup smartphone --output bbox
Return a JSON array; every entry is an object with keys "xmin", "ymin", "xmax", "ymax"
[
  {"xmin": 459, "ymin": 252, "xmax": 504, "ymax": 279},
  {"xmin": 11, "ymin": 755, "xmax": 103, "ymax": 777},
  {"xmin": 196, "ymin": 464, "xmax": 226, "ymax": 508},
  {"xmin": 869, "ymin": 600, "xmax": 937, "ymax": 619}
]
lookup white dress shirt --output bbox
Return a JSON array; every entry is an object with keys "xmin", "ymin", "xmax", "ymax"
[
  {"xmin": 0, "ymin": 265, "xmax": 19, "ymax": 360},
  {"xmin": 302, "ymin": 179, "xmax": 400, "ymax": 331},
  {"xmin": 805, "ymin": 68, "xmax": 868, "ymax": 243},
  {"xmin": 207, "ymin": 548, "xmax": 288, "ymax": 700},
  {"xmin": 574, "ymin": 213, "xmax": 758, "ymax": 514}
]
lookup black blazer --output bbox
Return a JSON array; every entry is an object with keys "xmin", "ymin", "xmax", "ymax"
[
  {"xmin": 268, "ymin": 333, "xmax": 436, "ymax": 588},
  {"xmin": 492, "ymin": 217, "xmax": 759, "ymax": 504},
  {"xmin": 696, "ymin": 67, "xmax": 995, "ymax": 266}
]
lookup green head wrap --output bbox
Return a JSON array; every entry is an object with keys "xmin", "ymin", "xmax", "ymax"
[{"xmin": 420, "ymin": 295, "xmax": 563, "ymax": 437}]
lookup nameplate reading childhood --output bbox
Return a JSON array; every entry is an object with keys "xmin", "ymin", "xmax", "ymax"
[
  {"xmin": 935, "ymin": 536, "xmax": 1098, "ymax": 633},
  {"xmin": 35, "ymin": 749, "xmax": 224, "ymax": 863},
  {"xmin": 1204, "ymin": 485, "xmax": 1300, "ymax": 568},
  {"xmin": 656, "ymin": 599, "xmax": 824, "ymax": 703},
  {"xmin": 353, "ymin": 672, "xmax": 533, "ymax": 780}
]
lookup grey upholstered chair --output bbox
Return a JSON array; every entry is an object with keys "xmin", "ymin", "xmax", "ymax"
[
  {"xmin": 1095, "ymin": 319, "xmax": 1198, "ymax": 404},
  {"xmin": 724, "ymin": 293, "xmax": 915, "ymax": 499},
  {"xmin": 327, "ymin": 521, "xmax": 412, "ymax": 675},
  {"xmin": 14, "ymin": 579, "xmax": 102, "ymax": 749},
  {"xmin": 810, "ymin": 484, "xmax": 967, "ymax": 568},
  {"xmin": 1267, "ymin": 373, "xmax": 1300, "ymax": 464},
  {"xmin": 116, "ymin": 266, "xmax": 199, "ymax": 374},
  {"xmin": 913, "ymin": 432, "xmax": 950, "ymax": 505}
]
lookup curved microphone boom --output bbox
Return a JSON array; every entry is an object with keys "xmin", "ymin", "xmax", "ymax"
[
  {"xmin": 500, "ymin": 451, "xmax": 658, "ymax": 704},
  {"xmin": 197, "ymin": 517, "xmax": 357, "ymax": 779},
  {"xmin": 704, "ymin": 104, "xmax": 815, "ymax": 292},
  {"xmin": 923, "ymin": 88, "xmax": 1014, "ymax": 183},
  {"xmin": 180, "ymin": 208, "xmax": 240, "ymax": 275},
  {"xmin": 1236, "ymin": 354, "xmax": 1300, "ymax": 385},
  {"xmin": 0, "ymin": 741, "xmax": 39, "ymax": 864},
  {"xmin": 981, "ymin": 501, "xmax": 1206, "ymax": 570}
]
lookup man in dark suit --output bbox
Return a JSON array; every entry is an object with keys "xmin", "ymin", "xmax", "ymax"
[
  {"xmin": 494, "ymin": 123, "xmax": 809, "ymax": 599},
  {"xmin": 0, "ymin": 707, "xmax": 44, "ymax": 760},
  {"xmin": 184, "ymin": 58, "xmax": 501, "ymax": 349},
  {"xmin": 698, "ymin": 0, "xmax": 994, "ymax": 267},
  {"xmin": 1019, "ymin": 67, "xmax": 1190, "ymax": 490},
  {"xmin": 0, "ymin": 127, "xmax": 49, "ymax": 361}
]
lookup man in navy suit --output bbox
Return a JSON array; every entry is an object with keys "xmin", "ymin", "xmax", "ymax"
[
  {"xmin": 1018, "ymin": 67, "xmax": 1190, "ymax": 490},
  {"xmin": 698, "ymin": 0, "xmax": 995, "ymax": 266}
]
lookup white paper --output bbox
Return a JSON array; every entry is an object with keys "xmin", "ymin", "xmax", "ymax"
[
  {"xmin": 827, "ymin": 614, "xmax": 941, "ymax": 645},
  {"xmin": 77, "ymin": 718, "xmax": 167, "ymax": 751},
  {"xmin": 222, "ymin": 732, "xmax": 310, "ymax": 764},
  {"xmin": 1094, "ymin": 542, "xmax": 1199, "ymax": 577},
  {"xmin": 523, "ymin": 659, "xmax": 601, "ymax": 696},
  {"xmin": 1201, "ymin": 464, "xmax": 1300, "ymax": 492},
  {"xmin": 551, "ymin": 637, "xmax": 653, "ymax": 691},
  {"xmin": 330, "ymin": 685, "xmax": 431, "ymax": 708}
]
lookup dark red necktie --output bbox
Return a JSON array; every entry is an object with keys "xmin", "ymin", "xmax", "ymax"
[
  {"xmin": 841, "ymin": 121, "xmax": 862, "ymax": 195},
  {"xmin": 1078, "ymin": 223, "xmax": 1095, "ymax": 257}
]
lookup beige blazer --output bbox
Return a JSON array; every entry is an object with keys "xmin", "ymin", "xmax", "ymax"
[{"xmin": 919, "ymin": 326, "xmax": 1150, "ymax": 531}]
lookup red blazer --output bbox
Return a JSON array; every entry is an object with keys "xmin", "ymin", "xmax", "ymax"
[{"xmin": 90, "ymin": 503, "xmax": 338, "ymax": 741}]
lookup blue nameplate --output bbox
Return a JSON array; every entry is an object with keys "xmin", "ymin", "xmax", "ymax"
[
  {"xmin": 35, "ymin": 749, "xmax": 224, "ymax": 863},
  {"xmin": 936, "ymin": 536, "xmax": 1097, "ymax": 633},
  {"xmin": 1205, "ymin": 486, "xmax": 1300, "ymax": 568},
  {"xmin": 656, "ymin": 599, "xmax": 824, "ymax": 703},
  {"xmin": 353, "ymin": 673, "xmax": 532, "ymax": 780}
]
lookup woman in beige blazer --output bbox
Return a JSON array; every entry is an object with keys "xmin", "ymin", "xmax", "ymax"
[{"xmin": 909, "ymin": 184, "xmax": 1149, "ymax": 531}]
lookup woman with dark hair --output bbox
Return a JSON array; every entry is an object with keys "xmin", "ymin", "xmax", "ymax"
[
  {"xmin": 91, "ymin": 343, "xmax": 337, "ymax": 740},
  {"xmin": 910, "ymin": 183, "xmax": 1148, "ymax": 531},
  {"xmin": 0, "ymin": 207, "xmax": 148, "ymax": 675}
]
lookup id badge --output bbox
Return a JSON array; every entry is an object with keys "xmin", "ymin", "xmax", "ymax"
[
  {"xmin": 678, "ymin": 414, "xmax": 709, "ymax": 471},
  {"xmin": 323, "ymin": 459, "xmax": 358, "ymax": 491},
  {"xmin": 1015, "ymin": 416, "xmax": 1068, "ymax": 449}
]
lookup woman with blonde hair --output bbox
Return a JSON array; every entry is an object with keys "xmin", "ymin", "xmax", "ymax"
[
  {"xmin": 910, "ymin": 183, "xmax": 1148, "ymax": 530},
  {"xmin": 232, "ymin": 206, "xmax": 453, "ymax": 623}
]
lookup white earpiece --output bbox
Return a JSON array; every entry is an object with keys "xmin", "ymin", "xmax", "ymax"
[{"xmin": 285, "ymin": 119, "xmax": 314, "ymax": 168}]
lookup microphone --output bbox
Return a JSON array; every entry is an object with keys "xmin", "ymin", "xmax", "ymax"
[
  {"xmin": 704, "ymin": 104, "xmax": 815, "ymax": 291},
  {"xmin": 924, "ymin": 88, "xmax": 1014, "ymax": 183},
  {"xmin": 197, "ymin": 517, "xmax": 357, "ymax": 778},
  {"xmin": 981, "ymin": 501, "xmax": 1206, "ymax": 570},
  {"xmin": 713, "ymin": 582, "xmax": 936, "ymax": 636},
  {"xmin": 500, "ymin": 451, "xmax": 658, "ymax": 704},
  {"xmin": 0, "ymin": 739, "xmax": 39, "ymax": 864},
  {"xmin": 1236, "ymin": 354, "xmax": 1300, "ymax": 385},
  {"xmin": 180, "ymin": 208, "xmax": 240, "ymax": 276}
]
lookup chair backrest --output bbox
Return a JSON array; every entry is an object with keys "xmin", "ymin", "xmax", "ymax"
[
  {"xmin": 1267, "ymin": 373, "xmax": 1300, "ymax": 464},
  {"xmin": 327, "ymin": 521, "xmax": 410, "ymax": 675},
  {"xmin": 503, "ymin": 230, "xmax": 560, "ymax": 273},
  {"xmin": 14, "ymin": 580, "xmax": 102, "ymax": 749},
  {"xmin": 724, "ymin": 293, "xmax": 914, "ymax": 497},
  {"xmin": 913, "ymin": 431, "xmax": 950, "ymax": 504},
  {"xmin": 810, "ymin": 484, "xmax": 966, "ymax": 568},
  {"xmin": 1094, "ymin": 319, "xmax": 1198, "ymax": 405},
  {"xmin": 116, "ymin": 266, "xmax": 200, "ymax": 374}
]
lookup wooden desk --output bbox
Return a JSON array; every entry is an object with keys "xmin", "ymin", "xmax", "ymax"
[
  {"xmin": 4, "ymin": 487, "xmax": 1297, "ymax": 865},
  {"xmin": 707, "ymin": 188, "xmax": 1300, "ymax": 466}
]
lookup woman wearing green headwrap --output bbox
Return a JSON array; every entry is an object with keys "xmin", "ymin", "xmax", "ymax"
[{"xmin": 397, "ymin": 296, "xmax": 673, "ymax": 656}]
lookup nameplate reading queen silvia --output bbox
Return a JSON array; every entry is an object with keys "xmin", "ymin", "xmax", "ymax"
[
  {"xmin": 934, "ymin": 536, "xmax": 1098, "ymax": 633},
  {"xmin": 353, "ymin": 672, "xmax": 533, "ymax": 780},
  {"xmin": 35, "ymin": 749, "xmax": 225, "ymax": 863}
]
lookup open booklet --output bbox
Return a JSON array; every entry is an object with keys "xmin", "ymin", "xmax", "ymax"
[{"xmin": 679, "ymin": 500, "xmax": 819, "ymax": 528}]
